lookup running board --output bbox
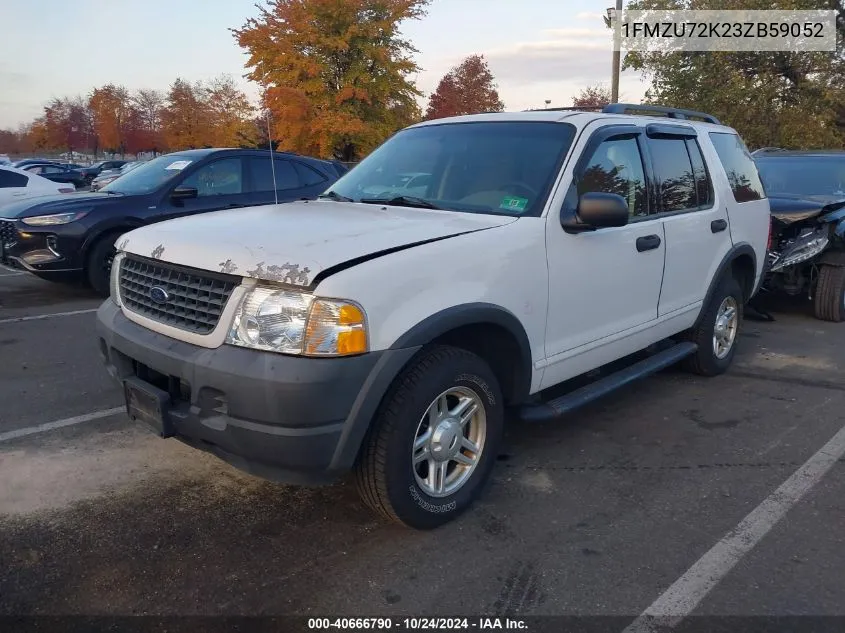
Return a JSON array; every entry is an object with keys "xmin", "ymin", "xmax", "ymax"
[{"xmin": 518, "ymin": 342, "xmax": 698, "ymax": 422}]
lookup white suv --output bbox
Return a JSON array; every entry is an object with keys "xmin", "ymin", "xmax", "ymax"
[{"xmin": 96, "ymin": 105, "xmax": 771, "ymax": 529}]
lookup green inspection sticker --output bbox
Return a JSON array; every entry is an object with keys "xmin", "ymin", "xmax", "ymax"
[{"xmin": 499, "ymin": 196, "xmax": 529, "ymax": 212}]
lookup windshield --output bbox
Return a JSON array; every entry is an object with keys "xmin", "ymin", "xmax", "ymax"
[
  {"xmin": 101, "ymin": 154, "xmax": 193, "ymax": 195},
  {"xmin": 755, "ymin": 155, "xmax": 845, "ymax": 197},
  {"xmin": 325, "ymin": 121, "xmax": 576, "ymax": 216}
]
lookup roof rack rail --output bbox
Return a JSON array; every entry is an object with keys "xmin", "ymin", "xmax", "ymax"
[
  {"xmin": 523, "ymin": 106, "xmax": 604, "ymax": 112},
  {"xmin": 601, "ymin": 103, "xmax": 721, "ymax": 124}
]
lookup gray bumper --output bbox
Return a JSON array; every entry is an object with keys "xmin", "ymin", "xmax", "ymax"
[{"xmin": 96, "ymin": 301, "xmax": 420, "ymax": 484}]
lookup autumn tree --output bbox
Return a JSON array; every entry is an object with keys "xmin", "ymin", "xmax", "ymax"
[
  {"xmin": 624, "ymin": 0, "xmax": 845, "ymax": 149},
  {"xmin": 160, "ymin": 78, "xmax": 211, "ymax": 150},
  {"xmin": 40, "ymin": 97, "xmax": 89, "ymax": 154},
  {"xmin": 424, "ymin": 55, "xmax": 504, "ymax": 120},
  {"xmin": 573, "ymin": 85, "xmax": 612, "ymax": 109},
  {"xmin": 89, "ymin": 84, "xmax": 131, "ymax": 155},
  {"xmin": 205, "ymin": 75, "xmax": 256, "ymax": 147},
  {"xmin": 132, "ymin": 89, "xmax": 165, "ymax": 153},
  {"xmin": 233, "ymin": 0, "xmax": 428, "ymax": 161}
]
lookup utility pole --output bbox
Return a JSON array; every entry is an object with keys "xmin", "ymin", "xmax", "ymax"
[{"xmin": 608, "ymin": 0, "xmax": 623, "ymax": 104}]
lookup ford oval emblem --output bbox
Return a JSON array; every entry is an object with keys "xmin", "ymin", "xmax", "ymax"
[{"xmin": 149, "ymin": 286, "xmax": 170, "ymax": 305}]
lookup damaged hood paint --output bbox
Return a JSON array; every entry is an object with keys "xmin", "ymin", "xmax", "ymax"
[{"xmin": 118, "ymin": 200, "xmax": 519, "ymax": 286}]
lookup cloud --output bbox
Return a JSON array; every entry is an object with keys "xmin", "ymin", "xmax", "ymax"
[{"xmin": 413, "ymin": 23, "xmax": 649, "ymax": 113}]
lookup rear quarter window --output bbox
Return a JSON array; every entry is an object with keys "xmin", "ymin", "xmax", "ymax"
[
  {"xmin": 708, "ymin": 132, "xmax": 766, "ymax": 203},
  {"xmin": 0, "ymin": 169, "xmax": 28, "ymax": 188}
]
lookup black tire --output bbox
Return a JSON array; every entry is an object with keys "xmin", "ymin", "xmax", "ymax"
[
  {"xmin": 355, "ymin": 345, "xmax": 504, "ymax": 530},
  {"xmin": 813, "ymin": 265, "xmax": 845, "ymax": 322},
  {"xmin": 85, "ymin": 233, "xmax": 121, "ymax": 297},
  {"xmin": 681, "ymin": 274, "xmax": 744, "ymax": 376}
]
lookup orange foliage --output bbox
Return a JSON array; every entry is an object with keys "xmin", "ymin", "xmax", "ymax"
[
  {"xmin": 233, "ymin": 0, "xmax": 428, "ymax": 160},
  {"xmin": 424, "ymin": 55, "xmax": 504, "ymax": 121}
]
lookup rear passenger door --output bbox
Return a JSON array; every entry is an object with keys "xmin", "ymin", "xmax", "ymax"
[{"xmin": 646, "ymin": 124, "xmax": 732, "ymax": 316}]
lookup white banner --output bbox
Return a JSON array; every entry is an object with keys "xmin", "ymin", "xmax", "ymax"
[{"xmin": 612, "ymin": 10, "xmax": 837, "ymax": 52}]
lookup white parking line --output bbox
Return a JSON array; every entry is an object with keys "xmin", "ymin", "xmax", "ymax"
[
  {"xmin": 0, "ymin": 308, "xmax": 98, "ymax": 325},
  {"xmin": 0, "ymin": 407, "xmax": 125, "ymax": 443},
  {"xmin": 0, "ymin": 271, "xmax": 25, "ymax": 277},
  {"xmin": 623, "ymin": 418, "xmax": 845, "ymax": 632},
  {"xmin": 0, "ymin": 265, "xmax": 19, "ymax": 273}
]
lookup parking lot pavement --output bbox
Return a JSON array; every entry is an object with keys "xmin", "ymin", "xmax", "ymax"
[{"xmin": 1, "ymin": 272, "xmax": 844, "ymax": 622}]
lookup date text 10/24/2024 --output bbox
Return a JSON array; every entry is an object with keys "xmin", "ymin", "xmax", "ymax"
[{"xmin": 308, "ymin": 618, "xmax": 528, "ymax": 631}]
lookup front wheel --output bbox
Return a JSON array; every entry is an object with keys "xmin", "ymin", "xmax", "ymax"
[
  {"xmin": 813, "ymin": 264, "xmax": 845, "ymax": 322},
  {"xmin": 355, "ymin": 345, "xmax": 504, "ymax": 529},
  {"xmin": 86, "ymin": 235, "xmax": 119, "ymax": 297},
  {"xmin": 681, "ymin": 275, "xmax": 744, "ymax": 376}
]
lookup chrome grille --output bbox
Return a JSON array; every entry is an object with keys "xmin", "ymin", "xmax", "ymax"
[
  {"xmin": 119, "ymin": 255, "xmax": 239, "ymax": 334},
  {"xmin": 0, "ymin": 220, "xmax": 17, "ymax": 248}
]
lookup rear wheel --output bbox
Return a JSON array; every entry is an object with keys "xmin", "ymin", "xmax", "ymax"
[
  {"xmin": 86, "ymin": 233, "xmax": 121, "ymax": 297},
  {"xmin": 355, "ymin": 345, "xmax": 504, "ymax": 529},
  {"xmin": 681, "ymin": 275, "xmax": 744, "ymax": 376},
  {"xmin": 813, "ymin": 264, "xmax": 845, "ymax": 322}
]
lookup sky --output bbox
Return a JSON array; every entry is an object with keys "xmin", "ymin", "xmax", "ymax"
[{"xmin": 0, "ymin": 0, "xmax": 649, "ymax": 130}]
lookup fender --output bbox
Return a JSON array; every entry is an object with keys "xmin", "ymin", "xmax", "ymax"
[
  {"xmin": 694, "ymin": 243, "xmax": 757, "ymax": 327},
  {"xmin": 391, "ymin": 302, "xmax": 534, "ymax": 402},
  {"xmin": 81, "ymin": 219, "xmax": 145, "ymax": 257}
]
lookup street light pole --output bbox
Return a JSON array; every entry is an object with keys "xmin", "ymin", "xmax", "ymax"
[{"xmin": 609, "ymin": 0, "xmax": 623, "ymax": 103}]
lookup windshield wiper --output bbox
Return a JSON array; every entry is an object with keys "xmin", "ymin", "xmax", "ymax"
[
  {"xmin": 359, "ymin": 195, "xmax": 443, "ymax": 210},
  {"xmin": 318, "ymin": 190, "xmax": 353, "ymax": 202}
]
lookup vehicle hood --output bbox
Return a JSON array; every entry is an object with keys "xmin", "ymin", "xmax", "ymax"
[
  {"xmin": 768, "ymin": 194, "xmax": 845, "ymax": 225},
  {"xmin": 0, "ymin": 191, "xmax": 122, "ymax": 219},
  {"xmin": 118, "ymin": 200, "xmax": 519, "ymax": 287}
]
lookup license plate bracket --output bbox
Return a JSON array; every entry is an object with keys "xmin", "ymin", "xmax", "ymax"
[{"xmin": 124, "ymin": 376, "xmax": 174, "ymax": 438}]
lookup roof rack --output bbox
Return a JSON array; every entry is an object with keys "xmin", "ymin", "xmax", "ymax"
[{"xmin": 602, "ymin": 103, "xmax": 721, "ymax": 124}]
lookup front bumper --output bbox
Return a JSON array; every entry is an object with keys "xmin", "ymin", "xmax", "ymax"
[
  {"xmin": 96, "ymin": 301, "xmax": 419, "ymax": 485},
  {"xmin": 0, "ymin": 219, "xmax": 83, "ymax": 278}
]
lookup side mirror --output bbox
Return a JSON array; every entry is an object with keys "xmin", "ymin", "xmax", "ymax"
[
  {"xmin": 171, "ymin": 185, "xmax": 198, "ymax": 200},
  {"xmin": 562, "ymin": 192, "xmax": 630, "ymax": 233}
]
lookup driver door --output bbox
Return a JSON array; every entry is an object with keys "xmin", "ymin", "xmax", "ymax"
[{"xmin": 541, "ymin": 123, "xmax": 666, "ymax": 389}]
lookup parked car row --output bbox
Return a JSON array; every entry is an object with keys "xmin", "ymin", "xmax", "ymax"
[{"xmin": 0, "ymin": 148, "xmax": 348, "ymax": 293}]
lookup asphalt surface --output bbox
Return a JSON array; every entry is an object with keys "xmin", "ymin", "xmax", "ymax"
[{"xmin": 1, "ymin": 268, "xmax": 844, "ymax": 626}]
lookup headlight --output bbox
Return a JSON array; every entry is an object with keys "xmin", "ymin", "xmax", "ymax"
[
  {"xmin": 21, "ymin": 211, "xmax": 89, "ymax": 226},
  {"xmin": 226, "ymin": 286, "xmax": 368, "ymax": 357}
]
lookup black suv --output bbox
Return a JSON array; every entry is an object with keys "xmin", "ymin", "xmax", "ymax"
[{"xmin": 0, "ymin": 148, "xmax": 347, "ymax": 295}]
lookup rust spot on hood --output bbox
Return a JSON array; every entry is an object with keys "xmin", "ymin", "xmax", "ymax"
[
  {"xmin": 246, "ymin": 261, "xmax": 311, "ymax": 285},
  {"xmin": 150, "ymin": 244, "xmax": 165, "ymax": 260},
  {"xmin": 117, "ymin": 238, "xmax": 129, "ymax": 251},
  {"xmin": 218, "ymin": 259, "xmax": 238, "ymax": 274}
]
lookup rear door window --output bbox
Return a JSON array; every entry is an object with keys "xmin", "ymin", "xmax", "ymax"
[
  {"xmin": 293, "ymin": 162, "xmax": 326, "ymax": 187},
  {"xmin": 249, "ymin": 158, "xmax": 301, "ymax": 191},
  {"xmin": 709, "ymin": 132, "xmax": 766, "ymax": 202},
  {"xmin": 648, "ymin": 137, "xmax": 697, "ymax": 213},
  {"xmin": 0, "ymin": 169, "xmax": 28, "ymax": 188}
]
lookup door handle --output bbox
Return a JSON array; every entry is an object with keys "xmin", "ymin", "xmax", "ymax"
[
  {"xmin": 711, "ymin": 219, "xmax": 728, "ymax": 233},
  {"xmin": 636, "ymin": 234, "xmax": 661, "ymax": 252}
]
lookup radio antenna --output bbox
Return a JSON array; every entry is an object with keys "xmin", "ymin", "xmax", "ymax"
[{"xmin": 266, "ymin": 108, "xmax": 278, "ymax": 205}]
